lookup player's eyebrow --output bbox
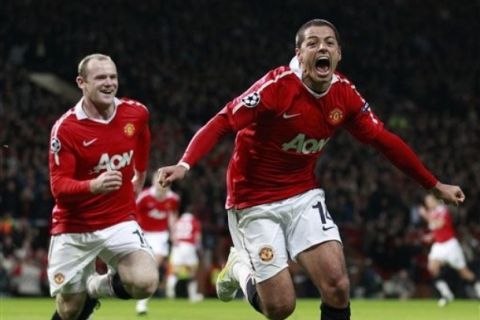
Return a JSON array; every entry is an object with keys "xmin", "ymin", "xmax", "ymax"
[{"xmin": 306, "ymin": 35, "xmax": 336, "ymax": 42}]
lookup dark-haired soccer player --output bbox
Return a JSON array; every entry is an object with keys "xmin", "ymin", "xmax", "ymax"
[{"xmin": 159, "ymin": 19, "xmax": 464, "ymax": 320}]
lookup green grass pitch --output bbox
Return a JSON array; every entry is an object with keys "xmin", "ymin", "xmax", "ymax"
[{"xmin": 1, "ymin": 298, "xmax": 479, "ymax": 320}]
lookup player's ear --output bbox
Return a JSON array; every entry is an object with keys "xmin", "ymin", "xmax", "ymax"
[
  {"xmin": 76, "ymin": 75, "xmax": 85, "ymax": 89},
  {"xmin": 337, "ymin": 46, "xmax": 342, "ymax": 62},
  {"xmin": 295, "ymin": 47, "xmax": 302, "ymax": 64}
]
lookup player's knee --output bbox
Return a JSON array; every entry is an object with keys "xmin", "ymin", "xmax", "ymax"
[
  {"xmin": 323, "ymin": 274, "xmax": 350, "ymax": 305},
  {"xmin": 428, "ymin": 265, "xmax": 439, "ymax": 276},
  {"xmin": 132, "ymin": 271, "xmax": 159, "ymax": 298},
  {"xmin": 262, "ymin": 299, "xmax": 296, "ymax": 320},
  {"xmin": 58, "ymin": 303, "xmax": 82, "ymax": 320}
]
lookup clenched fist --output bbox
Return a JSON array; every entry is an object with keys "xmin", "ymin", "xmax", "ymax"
[{"xmin": 90, "ymin": 170, "xmax": 123, "ymax": 194}]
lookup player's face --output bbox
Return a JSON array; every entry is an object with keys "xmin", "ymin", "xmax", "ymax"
[
  {"xmin": 77, "ymin": 59, "xmax": 118, "ymax": 110},
  {"xmin": 295, "ymin": 25, "xmax": 341, "ymax": 93},
  {"xmin": 424, "ymin": 195, "xmax": 438, "ymax": 209}
]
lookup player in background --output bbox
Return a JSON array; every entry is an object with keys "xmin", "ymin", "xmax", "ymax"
[
  {"xmin": 135, "ymin": 171, "xmax": 180, "ymax": 315},
  {"xmin": 419, "ymin": 194, "xmax": 480, "ymax": 306},
  {"xmin": 158, "ymin": 19, "xmax": 465, "ymax": 320},
  {"xmin": 166, "ymin": 209, "xmax": 204, "ymax": 303},
  {"xmin": 48, "ymin": 53, "xmax": 158, "ymax": 320}
]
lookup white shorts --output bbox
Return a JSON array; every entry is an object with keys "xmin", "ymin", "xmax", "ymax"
[
  {"xmin": 144, "ymin": 231, "xmax": 170, "ymax": 257},
  {"xmin": 47, "ymin": 220, "xmax": 154, "ymax": 296},
  {"xmin": 228, "ymin": 188, "xmax": 341, "ymax": 283},
  {"xmin": 429, "ymin": 238, "xmax": 467, "ymax": 269},
  {"xmin": 170, "ymin": 242, "xmax": 199, "ymax": 267}
]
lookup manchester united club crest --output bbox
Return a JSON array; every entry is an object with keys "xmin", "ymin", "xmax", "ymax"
[
  {"xmin": 54, "ymin": 273, "xmax": 65, "ymax": 285},
  {"xmin": 124, "ymin": 123, "xmax": 135, "ymax": 137},
  {"xmin": 328, "ymin": 108, "xmax": 344, "ymax": 125},
  {"xmin": 258, "ymin": 245, "xmax": 275, "ymax": 264}
]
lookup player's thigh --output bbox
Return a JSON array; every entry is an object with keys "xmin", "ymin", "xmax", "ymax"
[
  {"xmin": 117, "ymin": 249, "xmax": 158, "ymax": 284},
  {"xmin": 428, "ymin": 259, "xmax": 442, "ymax": 275},
  {"xmin": 56, "ymin": 291, "xmax": 87, "ymax": 318},
  {"xmin": 256, "ymin": 268, "xmax": 296, "ymax": 312},
  {"xmin": 297, "ymin": 240, "xmax": 348, "ymax": 293}
]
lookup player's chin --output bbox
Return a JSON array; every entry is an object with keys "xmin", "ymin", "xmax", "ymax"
[
  {"xmin": 312, "ymin": 73, "xmax": 332, "ymax": 86},
  {"xmin": 97, "ymin": 95, "xmax": 114, "ymax": 106}
]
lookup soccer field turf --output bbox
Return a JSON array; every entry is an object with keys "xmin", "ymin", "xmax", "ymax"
[{"xmin": 1, "ymin": 298, "xmax": 479, "ymax": 320}]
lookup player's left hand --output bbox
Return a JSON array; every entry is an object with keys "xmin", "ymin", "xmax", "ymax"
[{"xmin": 431, "ymin": 182, "xmax": 465, "ymax": 206}]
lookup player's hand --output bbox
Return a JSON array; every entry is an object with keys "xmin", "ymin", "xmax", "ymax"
[
  {"xmin": 157, "ymin": 165, "xmax": 187, "ymax": 187},
  {"xmin": 431, "ymin": 182, "xmax": 465, "ymax": 206},
  {"xmin": 90, "ymin": 170, "xmax": 123, "ymax": 194}
]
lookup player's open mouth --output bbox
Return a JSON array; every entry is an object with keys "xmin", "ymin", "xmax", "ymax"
[{"xmin": 315, "ymin": 57, "xmax": 330, "ymax": 75}]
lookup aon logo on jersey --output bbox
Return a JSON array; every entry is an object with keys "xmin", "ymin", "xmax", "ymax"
[
  {"xmin": 282, "ymin": 134, "xmax": 329, "ymax": 154},
  {"xmin": 93, "ymin": 150, "xmax": 133, "ymax": 173}
]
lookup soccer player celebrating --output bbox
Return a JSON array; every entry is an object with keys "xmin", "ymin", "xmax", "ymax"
[
  {"xmin": 159, "ymin": 19, "xmax": 465, "ymax": 320},
  {"xmin": 48, "ymin": 53, "xmax": 158, "ymax": 320},
  {"xmin": 419, "ymin": 194, "xmax": 480, "ymax": 307},
  {"xmin": 135, "ymin": 171, "xmax": 180, "ymax": 315}
]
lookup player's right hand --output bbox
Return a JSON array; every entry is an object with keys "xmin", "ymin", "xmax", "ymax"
[
  {"xmin": 431, "ymin": 182, "xmax": 465, "ymax": 206},
  {"xmin": 90, "ymin": 170, "xmax": 123, "ymax": 194},
  {"xmin": 158, "ymin": 165, "xmax": 187, "ymax": 187}
]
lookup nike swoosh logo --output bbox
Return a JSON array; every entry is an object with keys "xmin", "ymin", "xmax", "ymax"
[
  {"xmin": 82, "ymin": 138, "xmax": 98, "ymax": 147},
  {"xmin": 322, "ymin": 226, "xmax": 335, "ymax": 231},
  {"xmin": 282, "ymin": 112, "xmax": 301, "ymax": 119}
]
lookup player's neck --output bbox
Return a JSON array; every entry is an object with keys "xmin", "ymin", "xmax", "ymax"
[
  {"xmin": 82, "ymin": 99, "xmax": 115, "ymax": 120},
  {"xmin": 154, "ymin": 188, "xmax": 167, "ymax": 199},
  {"xmin": 303, "ymin": 79, "xmax": 329, "ymax": 94}
]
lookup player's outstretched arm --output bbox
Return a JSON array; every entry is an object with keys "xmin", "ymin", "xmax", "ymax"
[{"xmin": 431, "ymin": 182, "xmax": 465, "ymax": 206}]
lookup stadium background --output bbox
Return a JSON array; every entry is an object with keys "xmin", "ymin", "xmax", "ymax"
[{"xmin": 1, "ymin": 0, "xmax": 479, "ymax": 301}]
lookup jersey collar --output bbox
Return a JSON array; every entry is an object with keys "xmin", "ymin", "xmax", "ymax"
[{"xmin": 74, "ymin": 97, "xmax": 121, "ymax": 123}]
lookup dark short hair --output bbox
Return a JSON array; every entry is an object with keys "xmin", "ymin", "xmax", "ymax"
[{"xmin": 295, "ymin": 19, "xmax": 341, "ymax": 48}]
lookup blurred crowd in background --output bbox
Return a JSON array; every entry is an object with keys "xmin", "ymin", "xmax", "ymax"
[{"xmin": 1, "ymin": 0, "xmax": 479, "ymax": 299}]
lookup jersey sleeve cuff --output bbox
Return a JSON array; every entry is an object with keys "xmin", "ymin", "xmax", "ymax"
[{"xmin": 177, "ymin": 161, "xmax": 191, "ymax": 171}]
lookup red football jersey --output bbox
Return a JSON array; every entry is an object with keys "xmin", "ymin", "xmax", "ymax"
[
  {"xmin": 172, "ymin": 213, "xmax": 201, "ymax": 246},
  {"xmin": 429, "ymin": 205, "xmax": 455, "ymax": 243},
  {"xmin": 136, "ymin": 188, "xmax": 180, "ymax": 232},
  {"xmin": 183, "ymin": 62, "xmax": 384, "ymax": 209},
  {"xmin": 49, "ymin": 97, "xmax": 151, "ymax": 234}
]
